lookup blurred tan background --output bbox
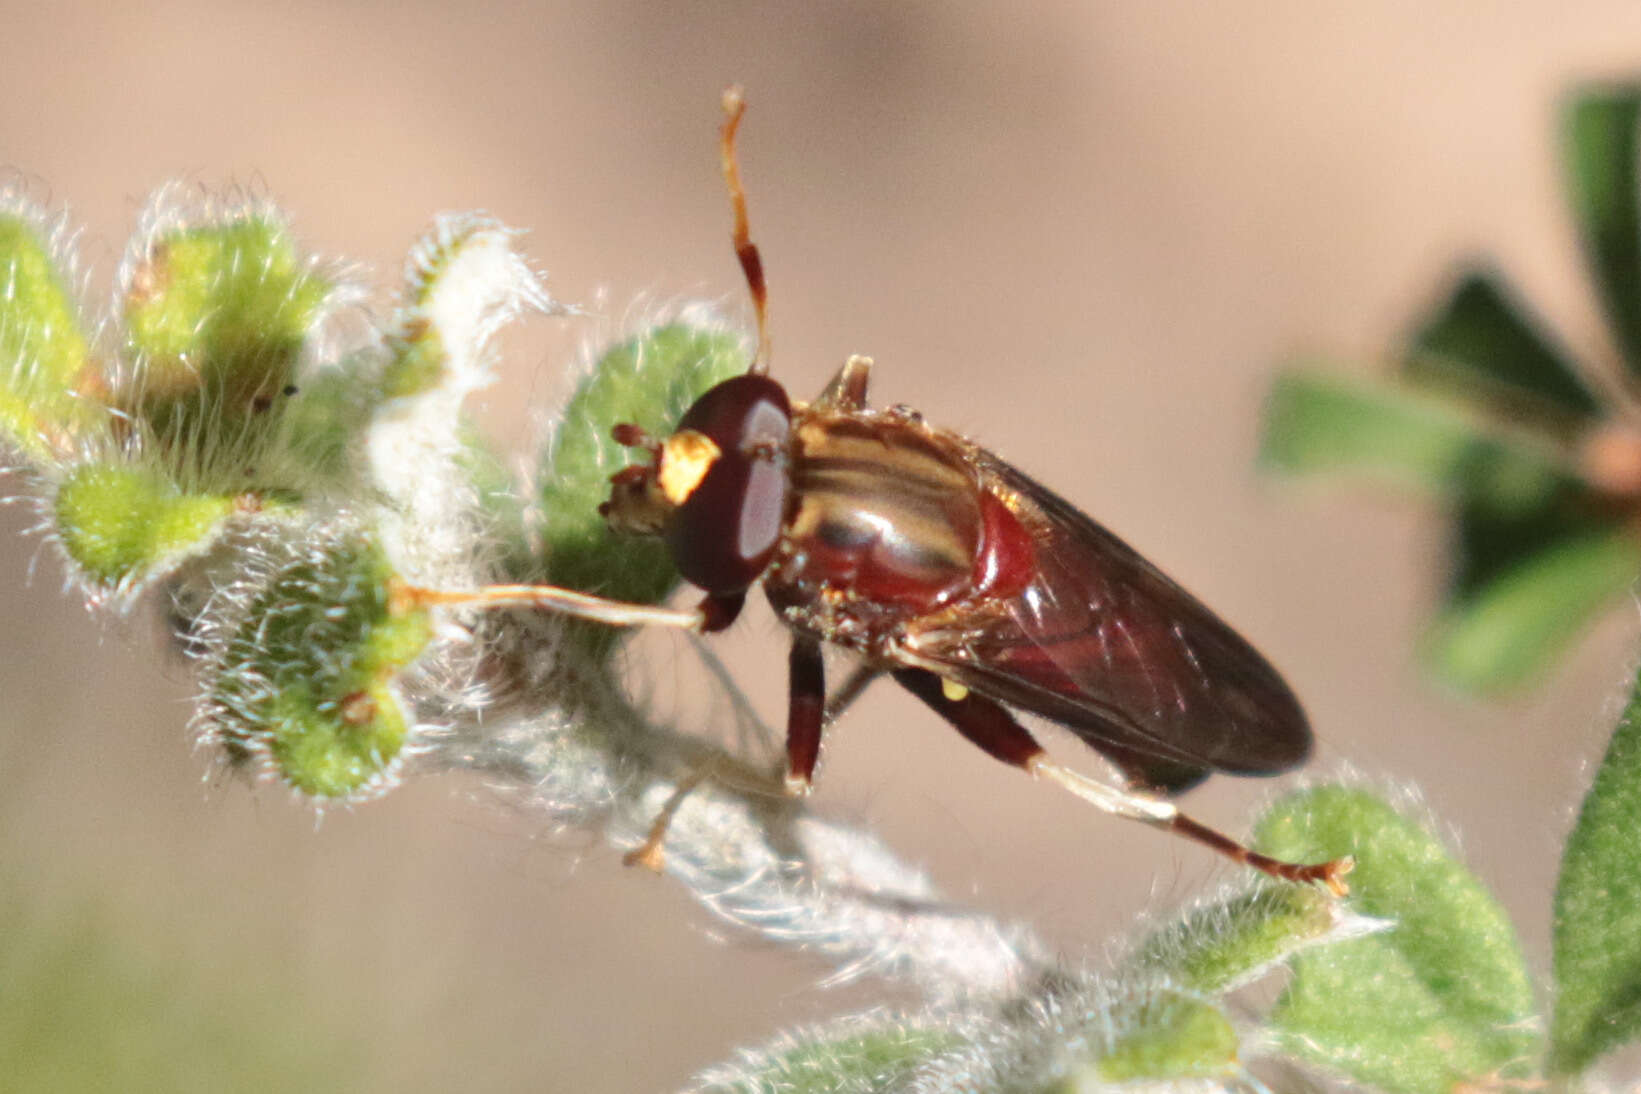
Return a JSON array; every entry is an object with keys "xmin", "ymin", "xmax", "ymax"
[{"xmin": 3, "ymin": 1, "xmax": 1640, "ymax": 1089}]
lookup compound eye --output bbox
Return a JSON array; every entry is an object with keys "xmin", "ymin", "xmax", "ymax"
[{"xmin": 665, "ymin": 375, "xmax": 792, "ymax": 593}]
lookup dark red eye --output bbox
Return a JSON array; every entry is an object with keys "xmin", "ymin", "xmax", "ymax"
[{"xmin": 666, "ymin": 375, "xmax": 792, "ymax": 594}]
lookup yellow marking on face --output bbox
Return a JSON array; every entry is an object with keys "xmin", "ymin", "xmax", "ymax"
[
  {"xmin": 657, "ymin": 430, "xmax": 721, "ymax": 505},
  {"xmin": 941, "ymin": 678, "xmax": 969, "ymax": 703}
]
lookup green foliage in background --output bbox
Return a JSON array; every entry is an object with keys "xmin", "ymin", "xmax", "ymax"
[
  {"xmin": 0, "ymin": 879, "xmax": 357, "ymax": 1093},
  {"xmin": 1263, "ymin": 84, "xmax": 1641, "ymax": 694}
]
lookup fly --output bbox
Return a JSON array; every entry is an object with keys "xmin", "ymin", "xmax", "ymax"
[{"xmin": 402, "ymin": 88, "xmax": 1351, "ymax": 895}]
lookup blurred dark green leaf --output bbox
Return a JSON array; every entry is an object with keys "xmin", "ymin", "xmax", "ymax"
[
  {"xmin": 1254, "ymin": 787, "xmax": 1539, "ymax": 1094},
  {"xmin": 1261, "ymin": 368, "xmax": 1571, "ymax": 512},
  {"xmin": 1565, "ymin": 85, "xmax": 1641, "ymax": 377},
  {"xmin": 1552, "ymin": 661, "xmax": 1641, "ymax": 1074},
  {"xmin": 1404, "ymin": 268, "xmax": 1600, "ymax": 421},
  {"xmin": 1428, "ymin": 512, "xmax": 1641, "ymax": 694}
]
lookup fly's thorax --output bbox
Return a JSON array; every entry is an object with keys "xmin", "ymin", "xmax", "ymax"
[{"xmin": 770, "ymin": 410, "xmax": 987, "ymax": 618}]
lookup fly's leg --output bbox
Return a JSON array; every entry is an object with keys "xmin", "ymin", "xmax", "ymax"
[
  {"xmin": 1034, "ymin": 762, "xmax": 1353, "ymax": 896},
  {"xmin": 823, "ymin": 660, "xmax": 882, "ymax": 726},
  {"xmin": 890, "ymin": 668, "xmax": 1353, "ymax": 896},
  {"xmin": 700, "ymin": 591, "xmax": 746, "ymax": 633},
  {"xmin": 392, "ymin": 581, "xmax": 707, "ymax": 630},
  {"xmin": 786, "ymin": 651, "xmax": 881, "ymax": 795},
  {"xmin": 720, "ymin": 85, "xmax": 770, "ymax": 372},
  {"xmin": 622, "ymin": 767, "xmax": 713, "ymax": 872},
  {"xmin": 785, "ymin": 635, "xmax": 826, "ymax": 795},
  {"xmin": 891, "ymin": 668, "xmax": 1045, "ymax": 766}
]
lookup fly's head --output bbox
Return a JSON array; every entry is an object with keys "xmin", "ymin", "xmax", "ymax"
[{"xmin": 602, "ymin": 374, "xmax": 794, "ymax": 595}]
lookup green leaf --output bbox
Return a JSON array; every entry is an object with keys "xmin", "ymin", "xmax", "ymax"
[
  {"xmin": 269, "ymin": 358, "xmax": 381, "ymax": 486},
  {"xmin": 696, "ymin": 1022, "xmax": 957, "ymax": 1093},
  {"xmin": 120, "ymin": 207, "xmax": 333, "ymax": 482},
  {"xmin": 1426, "ymin": 516, "xmax": 1641, "ymax": 694},
  {"xmin": 1253, "ymin": 787, "xmax": 1538, "ymax": 1094},
  {"xmin": 1128, "ymin": 883, "xmax": 1351, "ymax": 994},
  {"xmin": 1404, "ymin": 268, "xmax": 1600, "ymax": 421},
  {"xmin": 53, "ymin": 463, "xmax": 238, "ymax": 589},
  {"xmin": 536, "ymin": 321, "xmax": 748, "ymax": 656},
  {"xmin": 1093, "ymin": 990, "xmax": 1237, "ymax": 1081},
  {"xmin": 1260, "ymin": 368, "xmax": 1570, "ymax": 514},
  {"xmin": 1565, "ymin": 85, "xmax": 1641, "ymax": 377},
  {"xmin": 1552, "ymin": 661, "xmax": 1641, "ymax": 1073},
  {"xmin": 202, "ymin": 529, "xmax": 433, "ymax": 798},
  {"xmin": 0, "ymin": 205, "xmax": 101, "ymax": 461}
]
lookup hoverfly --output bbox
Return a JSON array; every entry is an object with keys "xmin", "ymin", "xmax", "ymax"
[{"xmin": 407, "ymin": 88, "xmax": 1350, "ymax": 894}]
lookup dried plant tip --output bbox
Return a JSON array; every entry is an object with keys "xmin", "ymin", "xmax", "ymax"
[{"xmin": 382, "ymin": 213, "xmax": 556, "ymax": 401}]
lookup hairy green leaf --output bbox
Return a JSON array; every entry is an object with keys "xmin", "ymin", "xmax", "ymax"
[
  {"xmin": 0, "ymin": 207, "xmax": 99, "ymax": 461},
  {"xmin": 1254, "ymin": 787, "xmax": 1538, "ymax": 1094},
  {"xmin": 121, "ymin": 210, "xmax": 333, "ymax": 485},
  {"xmin": 1129, "ymin": 883, "xmax": 1349, "ymax": 994},
  {"xmin": 53, "ymin": 463, "xmax": 238, "ymax": 589},
  {"xmin": 203, "ymin": 529, "xmax": 432, "ymax": 798},
  {"xmin": 1094, "ymin": 990, "xmax": 1237, "ymax": 1081},
  {"xmin": 1552, "ymin": 661, "xmax": 1641, "ymax": 1073},
  {"xmin": 696, "ymin": 1023, "xmax": 956, "ymax": 1093}
]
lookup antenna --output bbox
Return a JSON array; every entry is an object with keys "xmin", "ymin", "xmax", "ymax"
[{"xmin": 719, "ymin": 85, "xmax": 770, "ymax": 373}]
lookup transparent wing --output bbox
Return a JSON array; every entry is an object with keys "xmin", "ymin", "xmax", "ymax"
[{"xmin": 901, "ymin": 458, "xmax": 1310, "ymax": 793}]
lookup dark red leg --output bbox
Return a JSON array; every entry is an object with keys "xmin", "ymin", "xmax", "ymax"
[
  {"xmin": 786, "ymin": 635, "xmax": 826, "ymax": 794},
  {"xmin": 891, "ymin": 668, "xmax": 1044, "ymax": 768},
  {"xmin": 699, "ymin": 591, "xmax": 746, "ymax": 633},
  {"xmin": 892, "ymin": 668, "xmax": 1352, "ymax": 895},
  {"xmin": 823, "ymin": 661, "xmax": 881, "ymax": 727}
]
